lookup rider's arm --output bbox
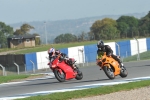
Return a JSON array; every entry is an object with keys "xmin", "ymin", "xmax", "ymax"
[{"xmin": 96, "ymin": 50, "xmax": 103, "ymax": 60}]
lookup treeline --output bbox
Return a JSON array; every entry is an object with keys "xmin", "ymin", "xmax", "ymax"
[{"xmin": 54, "ymin": 11, "xmax": 150, "ymax": 43}]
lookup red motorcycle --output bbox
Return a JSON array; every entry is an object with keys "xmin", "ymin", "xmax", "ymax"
[{"xmin": 48, "ymin": 54, "xmax": 83, "ymax": 82}]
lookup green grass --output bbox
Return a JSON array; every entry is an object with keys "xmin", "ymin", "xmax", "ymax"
[
  {"xmin": 123, "ymin": 50, "xmax": 150, "ymax": 62},
  {"xmin": 13, "ymin": 40, "xmax": 99, "ymax": 54},
  {"xmin": 0, "ymin": 74, "xmax": 30, "ymax": 83},
  {"xmin": 16, "ymin": 79, "xmax": 150, "ymax": 100}
]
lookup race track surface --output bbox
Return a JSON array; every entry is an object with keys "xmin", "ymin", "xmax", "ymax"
[{"xmin": 0, "ymin": 60, "xmax": 150, "ymax": 99}]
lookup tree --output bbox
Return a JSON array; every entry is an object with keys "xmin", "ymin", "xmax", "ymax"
[
  {"xmin": 90, "ymin": 18, "xmax": 118, "ymax": 40},
  {"xmin": 87, "ymin": 31, "xmax": 95, "ymax": 40},
  {"xmin": 54, "ymin": 33, "xmax": 77, "ymax": 43},
  {"xmin": 117, "ymin": 22, "xmax": 129, "ymax": 38},
  {"xmin": 117, "ymin": 16, "xmax": 139, "ymax": 38},
  {"xmin": 138, "ymin": 11, "xmax": 150, "ymax": 37},
  {"xmin": 0, "ymin": 22, "xmax": 14, "ymax": 48},
  {"xmin": 14, "ymin": 23, "xmax": 34, "ymax": 35},
  {"xmin": 14, "ymin": 29, "xmax": 23, "ymax": 35},
  {"xmin": 78, "ymin": 31, "xmax": 87, "ymax": 41},
  {"xmin": 103, "ymin": 25, "xmax": 119, "ymax": 40}
]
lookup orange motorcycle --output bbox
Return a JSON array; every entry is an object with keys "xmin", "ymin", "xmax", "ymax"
[{"xmin": 96, "ymin": 52, "xmax": 128, "ymax": 79}]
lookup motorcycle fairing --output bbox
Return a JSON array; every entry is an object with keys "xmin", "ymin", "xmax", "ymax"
[
  {"xmin": 57, "ymin": 61, "xmax": 77, "ymax": 80},
  {"xmin": 103, "ymin": 57, "xmax": 121, "ymax": 75}
]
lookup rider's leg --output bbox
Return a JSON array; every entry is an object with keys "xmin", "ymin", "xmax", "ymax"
[
  {"xmin": 64, "ymin": 58, "xmax": 76, "ymax": 69},
  {"xmin": 67, "ymin": 59, "xmax": 81, "ymax": 74},
  {"xmin": 111, "ymin": 54, "xmax": 123, "ymax": 67}
]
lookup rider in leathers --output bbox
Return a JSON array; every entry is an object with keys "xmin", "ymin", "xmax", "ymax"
[
  {"xmin": 55, "ymin": 50, "xmax": 81, "ymax": 74},
  {"xmin": 55, "ymin": 50, "xmax": 77, "ymax": 70},
  {"xmin": 97, "ymin": 40, "xmax": 123, "ymax": 67}
]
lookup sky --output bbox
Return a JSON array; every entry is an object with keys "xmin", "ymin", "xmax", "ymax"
[{"xmin": 0, "ymin": 0, "xmax": 150, "ymax": 24}]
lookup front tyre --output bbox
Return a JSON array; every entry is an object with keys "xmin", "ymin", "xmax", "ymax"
[
  {"xmin": 75, "ymin": 66, "xmax": 83, "ymax": 80},
  {"xmin": 54, "ymin": 69, "xmax": 66, "ymax": 82},
  {"xmin": 120, "ymin": 66, "xmax": 128, "ymax": 78},
  {"xmin": 75, "ymin": 71, "xmax": 83, "ymax": 80},
  {"xmin": 103, "ymin": 66, "xmax": 115, "ymax": 79}
]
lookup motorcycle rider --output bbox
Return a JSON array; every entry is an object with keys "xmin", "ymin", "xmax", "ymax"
[
  {"xmin": 48, "ymin": 46, "xmax": 56, "ymax": 62},
  {"xmin": 53, "ymin": 49, "xmax": 77, "ymax": 70},
  {"xmin": 96, "ymin": 40, "xmax": 123, "ymax": 67}
]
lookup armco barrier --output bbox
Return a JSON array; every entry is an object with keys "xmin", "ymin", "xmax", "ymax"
[
  {"xmin": 84, "ymin": 44, "xmax": 97, "ymax": 62},
  {"xmin": 146, "ymin": 38, "xmax": 150, "ymax": 50},
  {"xmin": 116, "ymin": 40, "xmax": 131, "ymax": 58},
  {"xmin": 36, "ymin": 51, "xmax": 49, "ymax": 70},
  {"xmin": 68, "ymin": 46, "xmax": 85, "ymax": 64},
  {"xmin": 25, "ymin": 53, "xmax": 37, "ymax": 71}
]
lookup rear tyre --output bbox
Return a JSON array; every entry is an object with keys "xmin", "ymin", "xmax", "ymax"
[
  {"xmin": 54, "ymin": 69, "xmax": 65, "ymax": 82},
  {"xmin": 103, "ymin": 66, "xmax": 115, "ymax": 79},
  {"xmin": 120, "ymin": 66, "xmax": 128, "ymax": 78}
]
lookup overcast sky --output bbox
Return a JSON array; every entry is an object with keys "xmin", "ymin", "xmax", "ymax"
[{"xmin": 0, "ymin": 0, "xmax": 150, "ymax": 24}]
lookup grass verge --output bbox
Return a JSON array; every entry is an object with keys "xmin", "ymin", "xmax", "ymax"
[
  {"xmin": 123, "ymin": 50, "xmax": 150, "ymax": 62},
  {"xmin": 16, "ymin": 79, "xmax": 150, "ymax": 100},
  {"xmin": 0, "ymin": 74, "xmax": 30, "ymax": 83},
  {"xmin": 0, "ymin": 74, "xmax": 46, "ymax": 84}
]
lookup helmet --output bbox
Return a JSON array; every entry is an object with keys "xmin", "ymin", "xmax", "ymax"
[
  {"xmin": 97, "ymin": 40, "xmax": 104, "ymax": 48},
  {"xmin": 48, "ymin": 48, "xmax": 55, "ymax": 54}
]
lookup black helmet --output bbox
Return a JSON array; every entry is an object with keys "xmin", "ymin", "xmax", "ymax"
[{"xmin": 97, "ymin": 40, "xmax": 104, "ymax": 48}]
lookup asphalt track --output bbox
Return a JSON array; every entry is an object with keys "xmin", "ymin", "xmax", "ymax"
[{"xmin": 0, "ymin": 60, "xmax": 150, "ymax": 99}]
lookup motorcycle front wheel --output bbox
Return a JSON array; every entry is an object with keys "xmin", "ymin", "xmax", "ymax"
[
  {"xmin": 54, "ymin": 69, "xmax": 66, "ymax": 82},
  {"xmin": 75, "ymin": 71, "xmax": 83, "ymax": 80},
  {"xmin": 75, "ymin": 66, "xmax": 83, "ymax": 80},
  {"xmin": 103, "ymin": 66, "xmax": 115, "ymax": 79}
]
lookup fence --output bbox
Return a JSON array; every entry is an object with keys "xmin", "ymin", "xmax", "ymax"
[{"xmin": 0, "ymin": 38, "xmax": 150, "ymax": 76}]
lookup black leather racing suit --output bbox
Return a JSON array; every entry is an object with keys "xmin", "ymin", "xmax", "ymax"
[{"xmin": 97, "ymin": 45, "xmax": 122, "ymax": 65}]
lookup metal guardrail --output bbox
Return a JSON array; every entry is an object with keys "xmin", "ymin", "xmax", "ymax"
[
  {"xmin": 134, "ymin": 38, "xmax": 140, "ymax": 61},
  {"xmin": 115, "ymin": 42, "xmax": 120, "ymax": 56},
  {"xmin": 14, "ymin": 62, "xmax": 20, "ymax": 75},
  {"xmin": 0, "ymin": 64, "xmax": 6, "ymax": 76},
  {"xmin": 30, "ymin": 60, "xmax": 35, "ymax": 73}
]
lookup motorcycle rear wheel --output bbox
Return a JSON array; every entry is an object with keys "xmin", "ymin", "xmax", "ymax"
[
  {"xmin": 103, "ymin": 66, "xmax": 115, "ymax": 79},
  {"xmin": 120, "ymin": 66, "xmax": 128, "ymax": 78},
  {"xmin": 54, "ymin": 69, "xmax": 66, "ymax": 82}
]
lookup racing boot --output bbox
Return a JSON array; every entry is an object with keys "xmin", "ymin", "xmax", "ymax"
[
  {"xmin": 119, "ymin": 61, "xmax": 124, "ymax": 68},
  {"xmin": 116, "ymin": 58, "xmax": 123, "ymax": 68}
]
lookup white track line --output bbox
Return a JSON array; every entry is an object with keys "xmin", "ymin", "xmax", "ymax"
[{"xmin": 1, "ymin": 76, "xmax": 150, "ymax": 100}]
